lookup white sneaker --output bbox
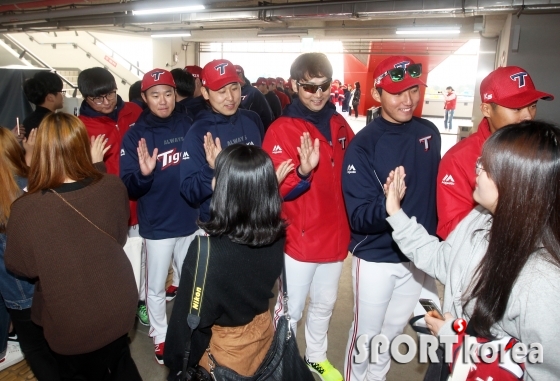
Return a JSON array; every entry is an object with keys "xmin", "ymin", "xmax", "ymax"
[{"xmin": 0, "ymin": 341, "xmax": 25, "ymax": 371}]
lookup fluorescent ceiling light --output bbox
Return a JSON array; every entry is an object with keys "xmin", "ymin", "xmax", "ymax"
[
  {"xmin": 151, "ymin": 31, "xmax": 192, "ymax": 38},
  {"xmin": 396, "ymin": 27, "xmax": 460, "ymax": 35},
  {"xmin": 257, "ymin": 29, "xmax": 308, "ymax": 37},
  {"xmin": 133, "ymin": 5, "xmax": 205, "ymax": 16}
]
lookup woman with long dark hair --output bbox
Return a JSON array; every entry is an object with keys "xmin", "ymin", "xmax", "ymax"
[
  {"xmin": 165, "ymin": 144, "xmax": 285, "ymax": 378},
  {"xmin": 5, "ymin": 113, "xmax": 141, "ymax": 380},
  {"xmin": 384, "ymin": 120, "xmax": 560, "ymax": 380}
]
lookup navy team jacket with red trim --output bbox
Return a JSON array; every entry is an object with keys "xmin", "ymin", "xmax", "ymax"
[
  {"xmin": 342, "ymin": 116, "xmax": 440, "ymax": 263},
  {"xmin": 120, "ymin": 108, "xmax": 199, "ymax": 240},
  {"xmin": 262, "ymin": 109, "xmax": 354, "ymax": 263}
]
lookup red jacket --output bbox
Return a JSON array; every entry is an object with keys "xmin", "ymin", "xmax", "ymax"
[
  {"xmin": 79, "ymin": 102, "xmax": 142, "ymax": 226},
  {"xmin": 262, "ymin": 114, "xmax": 354, "ymax": 262},
  {"xmin": 436, "ymin": 118, "xmax": 491, "ymax": 239},
  {"xmin": 444, "ymin": 92, "xmax": 457, "ymax": 110},
  {"xmin": 273, "ymin": 89, "xmax": 291, "ymax": 110}
]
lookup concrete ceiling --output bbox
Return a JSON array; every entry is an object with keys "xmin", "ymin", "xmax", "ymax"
[{"xmin": 0, "ymin": 0, "xmax": 559, "ymax": 42}]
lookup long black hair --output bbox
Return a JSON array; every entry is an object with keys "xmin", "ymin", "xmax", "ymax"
[
  {"xmin": 466, "ymin": 120, "xmax": 560, "ymax": 338},
  {"xmin": 200, "ymin": 144, "xmax": 285, "ymax": 246}
]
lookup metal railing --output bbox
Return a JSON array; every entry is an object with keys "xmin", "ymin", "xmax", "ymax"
[
  {"xmin": 1, "ymin": 33, "xmax": 79, "ymax": 95},
  {"xmin": 18, "ymin": 31, "xmax": 142, "ymax": 86},
  {"xmin": 85, "ymin": 32, "xmax": 144, "ymax": 77}
]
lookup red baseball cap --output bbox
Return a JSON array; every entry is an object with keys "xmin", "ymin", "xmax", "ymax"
[
  {"xmin": 201, "ymin": 59, "xmax": 240, "ymax": 91},
  {"xmin": 284, "ymin": 79, "xmax": 292, "ymax": 88},
  {"xmin": 480, "ymin": 66, "xmax": 553, "ymax": 108},
  {"xmin": 141, "ymin": 68, "xmax": 175, "ymax": 92},
  {"xmin": 276, "ymin": 77, "xmax": 285, "ymax": 86},
  {"xmin": 184, "ymin": 65, "xmax": 202, "ymax": 79},
  {"xmin": 234, "ymin": 65, "xmax": 244, "ymax": 75},
  {"xmin": 266, "ymin": 77, "xmax": 276, "ymax": 86},
  {"xmin": 373, "ymin": 56, "xmax": 426, "ymax": 94},
  {"xmin": 255, "ymin": 77, "xmax": 267, "ymax": 86}
]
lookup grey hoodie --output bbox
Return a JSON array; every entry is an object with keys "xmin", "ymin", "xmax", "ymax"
[{"xmin": 387, "ymin": 206, "xmax": 560, "ymax": 381}]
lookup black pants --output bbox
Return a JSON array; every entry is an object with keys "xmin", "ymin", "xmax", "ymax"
[
  {"xmin": 53, "ymin": 335, "xmax": 142, "ymax": 381},
  {"xmin": 9, "ymin": 308, "xmax": 61, "ymax": 381},
  {"xmin": 352, "ymin": 104, "xmax": 359, "ymax": 117}
]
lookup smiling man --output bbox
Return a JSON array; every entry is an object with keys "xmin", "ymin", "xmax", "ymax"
[
  {"xmin": 263, "ymin": 52, "xmax": 354, "ymax": 381},
  {"xmin": 119, "ymin": 68, "xmax": 200, "ymax": 365},
  {"xmin": 180, "ymin": 59, "xmax": 264, "ymax": 222},
  {"xmin": 341, "ymin": 56, "xmax": 441, "ymax": 381},
  {"xmin": 436, "ymin": 66, "xmax": 554, "ymax": 240}
]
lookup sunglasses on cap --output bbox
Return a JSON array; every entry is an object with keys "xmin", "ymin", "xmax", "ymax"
[
  {"xmin": 375, "ymin": 63, "xmax": 422, "ymax": 84},
  {"xmin": 296, "ymin": 78, "xmax": 332, "ymax": 94}
]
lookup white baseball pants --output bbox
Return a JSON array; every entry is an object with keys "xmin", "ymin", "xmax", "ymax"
[
  {"xmin": 273, "ymin": 254, "xmax": 343, "ymax": 363},
  {"xmin": 344, "ymin": 258, "xmax": 424, "ymax": 381},
  {"xmin": 127, "ymin": 225, "xmax": 145, "ymax": 301},
  {"xmin": 144, "ymin": 230, "xmax": 202, "ymax": 344}
]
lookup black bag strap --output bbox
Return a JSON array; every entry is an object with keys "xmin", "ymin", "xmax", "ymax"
[
  {"xmin": 181, "ymin": 236, "xmax": 211, "ymax": 380},
  {"xmin": 408, "ymin": 315, "xmax": 432, "ymax": 336}
]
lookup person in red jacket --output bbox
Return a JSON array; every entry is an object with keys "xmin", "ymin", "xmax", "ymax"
[
  {"xmin": 263, "ymin": 52, "xmax": 354, "ymax": 381},
  {"xmin": 436, "ymin": 66, "xmax": 554, "ymax": 239},
  {"xmin": 443, "ymin": 86, "xmax": 457, "ymax": 130},
  {"xmin": 77, "ymin": 67, "xmax": 147, "ymax": 326},
  {"xmin": 267, "ymin": 77, "xmax": 291, "ymax": 110}
]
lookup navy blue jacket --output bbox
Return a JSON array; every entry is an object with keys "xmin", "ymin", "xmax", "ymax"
[
  {"xmin": 180, "ymin": 109, "xmax": 264, "ymax": 222},
  {"xmin": 342, "ymin": 116, "xmax": 440, "ymax": 263},
  {"xmin": 120, "ymin": 109, "xmax": 199, "ymax": 239},
  {"xmin": 241, "ymin": 84, "xmax": 274, "ymax": 131},
  {"xmin": 178, "ymin": 96, "xmax": 207, "ymax": 119}
]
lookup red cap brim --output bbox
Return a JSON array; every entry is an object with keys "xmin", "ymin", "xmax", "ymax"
[
  {"xmin": 378, "ymin": 77, "xmax": 426, "ymax": 94},
  {"xmin": 492, "ymin": 90, "xmax": 554, "ymax": 108},
  {"xmin": 205, "ymin": 74, "xmax": 240, "ymax": 91}
]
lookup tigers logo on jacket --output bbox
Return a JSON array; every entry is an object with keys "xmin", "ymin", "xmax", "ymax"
[{"xmin": 158, "ymin": 148, "xmax": 182, "ymax": 170}]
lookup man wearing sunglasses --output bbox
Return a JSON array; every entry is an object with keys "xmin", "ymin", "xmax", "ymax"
[
  {"xmin": 342, "ymin": 56, "xmax": 441, "ymax": 381},
  {"xmin": 263, "ymin": 52, "xmax": 354, "ymax": 381},
  {"xmin": 436, "ymin": 66, "xmax": 554, "ymax": 240}
]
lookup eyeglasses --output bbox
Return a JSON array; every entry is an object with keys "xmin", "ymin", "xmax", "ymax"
[
  {"xmin": 375, "ymin": 63, "xmax": 422, "ymax": 85},
  {"xmin": 58, "ymin": 90, "xmax": 66, "ymax": 95},
  {"xmin": 296, "ymin": 79, "xmax": 332, "ymax": 94},
  {"xmin": 475, "ymin": 157, "xmax": 485, "ymax": 175},
  {"xmin": 89, "ymin": 90, "xmax": 117, "ymax": 105}
]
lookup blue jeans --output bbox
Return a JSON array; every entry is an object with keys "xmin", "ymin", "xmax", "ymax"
[
  {"xmin": 0, "ymin": 233, "xmax": 34, "ymax": 353},
  {"xmin": 444, "ymin": 109, "xmax": 454, "ymax": 129}
]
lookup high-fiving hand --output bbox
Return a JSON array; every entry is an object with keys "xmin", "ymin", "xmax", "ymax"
[
  {"xmin": 384, "ymin": 166, "xmax": 407, "ymax": 216},
  {"xmin": 90, "ymin": 134, "xmax": 111, "ymax": 164},
  {"xmin": 297, "ymin": 132, "xmax": 320, "ymax": 176},
  {"xmin": 137, "ymin": 138, "xmax": 158, "ymax": 176},
  {"xmin": 276, "ymin": 159, "xmax": 294, "ymax": 184},
  {"xmin": 203, "ymin": 132, "xmax": 222, "ymax": 170}
]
